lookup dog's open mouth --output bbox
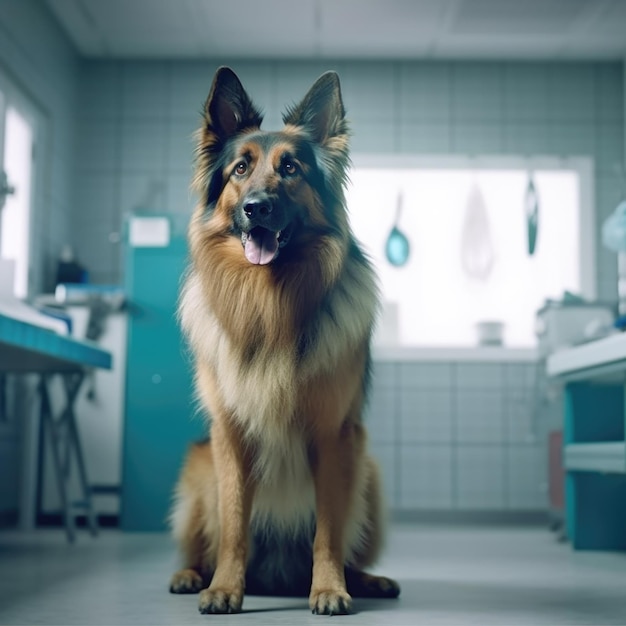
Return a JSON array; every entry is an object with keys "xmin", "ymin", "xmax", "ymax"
[{"xmin": 241, "ymin": 226, "xmax": 291, "ymax": 265}]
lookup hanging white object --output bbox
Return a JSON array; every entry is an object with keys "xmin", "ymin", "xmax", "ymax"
[
  {"xmin": 602, "ymin": 200, "xmax": 626, "ymax": 252},
  {"xmin": 460, "ymin": 183, "xmax": 495, "ymax": 280}
]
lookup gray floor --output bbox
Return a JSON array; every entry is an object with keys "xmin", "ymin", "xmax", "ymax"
[{"xmin": 1, "ymin": 523, "xmax": 626, "ymax": 625}]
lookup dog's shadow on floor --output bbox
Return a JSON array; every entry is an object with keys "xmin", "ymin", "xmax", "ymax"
[
  {"xmin": 239, "ymin": 603, "xmax": 308, "ymax": 615},
  {"xmin": 239, "ymin": 596, "xmax": 399, "ymax": 615}
]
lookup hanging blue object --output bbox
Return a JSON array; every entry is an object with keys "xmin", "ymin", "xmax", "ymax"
[
  {"xmin": 525, "ymin": 172, "xmax": 539, "ymax": 256},
  {"xmin": 385, "ymin": 192, "xmax": 410, "ymax": 267}
]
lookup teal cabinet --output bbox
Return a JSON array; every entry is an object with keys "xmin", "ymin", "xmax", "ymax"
[
  {"xmin": 563, "ymin": 381, "xmax": 626, "ymax": 550},
  {"xmin": 549, "ymin": 335, "xmax": 626, "ymax": 550},
  {"xmin": 121, "ymin": 216, "xmax": 205, "ymax": 531}
]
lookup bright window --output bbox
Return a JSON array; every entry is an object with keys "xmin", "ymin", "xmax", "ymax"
[
  {"xmin": 1, "ymin": 105, "xmax": 34, "ymax": 299},
  {"xmin": 346, "ymin": 156, "xmax": 594, "ymax": 348}
]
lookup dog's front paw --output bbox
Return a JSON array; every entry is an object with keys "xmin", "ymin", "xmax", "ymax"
[
  {"xmin": 309, "ymin": 589, "xmax": 353, "ymax": 616},
  {"xmin": 169, "ymin": 569, "xmax": 204, "ymax": 594},
  {"xmin": 198, "ymin": 586, "xmax": 243, "ymax": 614}
]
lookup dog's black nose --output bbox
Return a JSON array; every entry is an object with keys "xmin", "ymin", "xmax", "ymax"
[{"xmin": 243, "ymin": 198, "xmax": 272, "ymax": 219}]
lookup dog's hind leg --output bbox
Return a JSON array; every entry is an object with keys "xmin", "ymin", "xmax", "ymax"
[
  {"xmin": 170, "ymin": 568, "xmax": 204, "ymax": 594},
  {"xmin": 345, "ymin": 456, "xmax": 401, "ymax": 600},
  {"xmin": 169, "ymin": 494, "xmax": 206, "ymax": 594},
  {"xmin": 169, "ymin": 441, "xmax": 218, "ymax": 594},
  {"xmin": 345, "ymin": 568, "xmax": 400, "ymax": 599}
]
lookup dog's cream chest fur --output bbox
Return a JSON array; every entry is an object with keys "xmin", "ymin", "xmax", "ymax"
[
  {"xmin": 179, "ymin": 265, "xmax": 377, "ymax": 425},
  {"xmin": 179, "ymin": 263, "xmax": 377, "ymax": 531},
  {"xmin": 180, "ymin": 273, "xmax": 316, "ymax": 527},
  {"xmin": 250, "ymin": 428, "xmax": 316, "ymax": 530}
]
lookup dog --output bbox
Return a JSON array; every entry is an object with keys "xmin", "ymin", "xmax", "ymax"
[{"xmin": 169, "ymin": 66, "xmax": 400, "ymax": 616}]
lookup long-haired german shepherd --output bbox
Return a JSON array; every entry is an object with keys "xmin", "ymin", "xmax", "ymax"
[{"xmin": 169, "ymin": 66, "xmax": 400, "ymax": 615}]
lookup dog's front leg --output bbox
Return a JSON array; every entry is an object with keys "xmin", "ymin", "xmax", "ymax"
[
  {"xmin": 198, "ymin": 417, "xmax": 254, "ymax": 614},
  {"xmin": 309, "ymin": 419, "xmax": 362, "ymax": 615}
]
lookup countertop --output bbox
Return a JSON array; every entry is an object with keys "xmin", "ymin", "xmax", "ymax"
[
  {"xmin": 547, "ymin": 332, "xmax": 626, "ymax": 378},
  {"xmin": 373, "ymin": 345, "xmax": 538, "ymax": 362}
]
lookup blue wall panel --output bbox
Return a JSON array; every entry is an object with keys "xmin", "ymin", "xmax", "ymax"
[{"xmin": 121, "ymin": 217, "xmax": 204, "ymax": 531}]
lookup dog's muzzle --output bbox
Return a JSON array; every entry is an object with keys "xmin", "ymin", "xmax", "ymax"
[{"xmin": 240, "ymin": 195, "xmax": 292, "ymax": 265}]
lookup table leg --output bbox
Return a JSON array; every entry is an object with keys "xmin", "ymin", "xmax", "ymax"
[
  {"xmin": 64, "ymin": 373, "xmax": 98, "ymax": 537},
  {"xmin": 39, "ymin": 371, "xmax": 99, "ymax": 541},
  {"xmin": 40, "ymin": 374, "xmax": 75, "ymax": 542}
]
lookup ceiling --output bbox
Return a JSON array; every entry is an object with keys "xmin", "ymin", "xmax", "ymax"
[{"xmin": 46, "ymin": 0, "xmax": 626, "ymax": 60}]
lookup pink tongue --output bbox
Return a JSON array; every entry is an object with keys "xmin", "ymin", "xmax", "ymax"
[{"xmin": 244, "ymin": 229, "xmax": 279, "ymax": 265}]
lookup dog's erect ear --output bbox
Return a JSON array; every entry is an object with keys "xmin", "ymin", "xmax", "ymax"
[
  {"xmin": 282, "ymin": 71, "xmax": 346, "ymax": 144},
  {"xmin": 204, "ymin": 67, "xmax": 263, "ymax": 142}
]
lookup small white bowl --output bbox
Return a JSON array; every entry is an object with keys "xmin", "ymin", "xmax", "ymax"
[{"xmin": 476, "ymin": 321, "xmax": 505, "ymax": 346}]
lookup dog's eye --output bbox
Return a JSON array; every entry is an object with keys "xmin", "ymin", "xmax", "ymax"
[
  {"xmin": 283, "ymin": 160, "xmax": 298, "ymax": 176},
  {"xmin": 234, "ymin": 161, "xmax": 247, "ymax": 176}
]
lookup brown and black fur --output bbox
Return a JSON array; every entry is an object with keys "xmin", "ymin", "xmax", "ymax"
[{"xmin": 169, "ymin": 66, "xmax": 400, "ymax": 615}]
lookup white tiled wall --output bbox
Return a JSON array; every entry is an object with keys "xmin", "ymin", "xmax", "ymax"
[
  {"xmin": 366, "ymin": 360, "xmax": 547, "ymax": 512},
  {"xmin": 400, "ymin": 444, "xmax": 454, "ymax": 509},
  {"xmin": 456, "ymin": 445, "xmax": 506, "ymax": 509}
]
